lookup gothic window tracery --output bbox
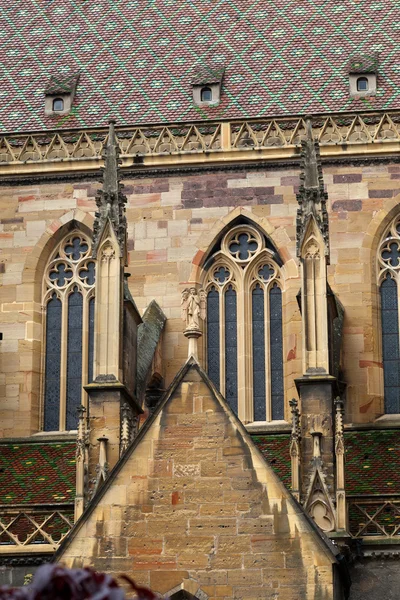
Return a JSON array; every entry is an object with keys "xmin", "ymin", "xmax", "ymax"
[
  {"xmin": 43, "ymin": 232, "xmax": 95, "ymax": 431},
  {"xmin": 378, "ymin": 216, "xmax": 400, "ymax": 414},
  {"xmin": 203, "ymin": 224, "xmax": 284, "ymax": 422}
]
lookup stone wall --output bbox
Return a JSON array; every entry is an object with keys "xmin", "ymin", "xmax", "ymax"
[
  {"xmin": 349, "ymin": 558, "xmax": 400, "ymax": 599},
  {"xmin": 56, "ymin": 365, "xmax": 338, "ymax": 599},
  {"xmin": 0, "ymin": 163, "xmax": 399, "ymax": 436}
]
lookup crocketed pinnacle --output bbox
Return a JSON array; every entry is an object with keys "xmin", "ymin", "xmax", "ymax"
[
  {"xmin": 296, "ymin": 117, "xmax": 330, "ymax": 259},
  {"xmin": 92, "ymin": 119, "xmax": 127, "ymax": 262}
]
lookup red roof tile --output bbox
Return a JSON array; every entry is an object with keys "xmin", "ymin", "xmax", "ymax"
[{"xmin": 0, "ymin": 0, "xmax": 399, "ymax": 133}]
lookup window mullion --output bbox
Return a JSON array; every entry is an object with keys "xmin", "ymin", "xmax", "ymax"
[
  {"xmin": 81, "ymin": 291, "xmax": 89, "ymax": 412},
  {"xmin": 220, "ymin": 287, "xmax": 226, "ymax": 397},
  {"xmin": 265, "ymin": 284, "xmax": 272, "ymax": 422}
]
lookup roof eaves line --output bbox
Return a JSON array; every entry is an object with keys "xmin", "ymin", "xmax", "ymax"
[{"xmin": 2, "ymin": 108, "xmax": 400, "ymax": 137}]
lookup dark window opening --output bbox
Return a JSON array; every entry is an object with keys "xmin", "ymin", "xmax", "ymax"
[
  {"xmin": 356, "ymin": 77, "xmax": 368, "ymax": 92},
  {"xmin": 201, "ymin": 87, "xmax": 212, "ymax": 102},
  {"xmin": 53, "ymin": 98, "xmax": 64, "ymax": 111}
]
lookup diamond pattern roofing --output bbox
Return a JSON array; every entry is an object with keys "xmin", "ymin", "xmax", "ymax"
[
  {"xmin": 345, "ymin": 430, "xmax": 400, "ymax": 496},
  {"xmin": 0, "ymin": 442, "xmax": 76, "ymax": 505},
  {"xmin": 0, "ymin": 0, "xmax": 399, "ymax": 133}
]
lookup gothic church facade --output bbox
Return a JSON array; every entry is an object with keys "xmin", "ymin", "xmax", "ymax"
[{"xmin": 0, "ymin": 2, "xmax": 400, "ymax": 599}]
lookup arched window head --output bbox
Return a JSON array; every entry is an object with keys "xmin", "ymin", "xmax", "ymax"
[
  {"xmin": 203, "ymin": 223, "xmax": 284, "ymax": 423},
  {"xmin": 43, "ymin": 231, "xmax": 95, "ymax": 431},
  {"xmin": 378, "ymin": 216, "xmax": 400, "ymax": 414},
  {"xmin": 200, "ymin": 87, "xmax": 212, "ymax": 102},
  {"xmin": 356, "ymin": 77, "xmax": 368, "ymax": 92},
  {"xmin": 52, "ymin": 98, "xmax": 64, "ymax": 112}
]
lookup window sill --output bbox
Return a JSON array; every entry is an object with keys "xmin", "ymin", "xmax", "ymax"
[
  {"xmin": 344, "ymin": 415, "xmax": 400, "ymax": 431},
  {"xmin": 246, "ymin": 420, "xmax": 291, "ymax": 434}
]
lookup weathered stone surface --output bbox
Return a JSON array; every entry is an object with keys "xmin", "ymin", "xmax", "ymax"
[{"xmin": 56, "ymin": 362, "xmax": 337, "ymax": 599}]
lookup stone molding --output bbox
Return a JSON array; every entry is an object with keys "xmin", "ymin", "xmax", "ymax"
[{"xmin": 0, "ymin": 111, "xmax": 399, "ymax": 176}]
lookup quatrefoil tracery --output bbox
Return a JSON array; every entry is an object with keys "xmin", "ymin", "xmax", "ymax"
[
  {"xmin": 222, "ymin": 225, "xmax": 263, "ymax": 265},
  {"xmin": 378, "ymin": 218, "xmax": 400, "ymax": 283},
  {"xmin": 45, "ymin": 233, "xmax": 96, "ymax": 295}
]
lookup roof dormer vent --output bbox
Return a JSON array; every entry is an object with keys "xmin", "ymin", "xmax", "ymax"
[
  {"xmin": 191, "ymin": 63, "xmax": 225, "ymax": 107},
  {"xmin": 348, "ymin": 54, "xmax": 378, "ymax": 98},
  {"xmin": 44, "ymin": 72, "xmax": 80, "ymax": 116}
]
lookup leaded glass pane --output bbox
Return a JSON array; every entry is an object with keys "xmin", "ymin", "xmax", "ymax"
[
  {"xmin": 380, "ymin": 277, "xmax": 400, "ymax": 413},
  {"xmin": 207, "ymin": 288, "xmax": 220, "ymax": 390},
  {"xmin": 269, "ymin": 285, "xmax": 284, "ymax": 420},
  {"xmin": 88, "ymin": 297, "xmax": 95, "ymax": 384},
  {"xmin": 44, "ymin": 294, "xmax": 62, "ymax": 431},
  {"xmin": 252, "ymin": 285, "xmax": 266, "ymax": 421},
  {"xmin": 66, "ymin": 288, "xmax": 83, "ymax": 430},
  {"xmin": 225, "ymin": 286, "xmax": 238, "ymax": 415}
]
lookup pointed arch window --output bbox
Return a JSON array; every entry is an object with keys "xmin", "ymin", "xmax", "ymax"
[
  {"xmin": 203, "ymin": 224, "xmax": 284, "ymax": 423},
  {"xmin": 378, "ymin": 216, "xmax": 400, "ymax": 414},
  {"xmin": 43, "ymin": 231, "xmax": 95, "ymax": 431}
]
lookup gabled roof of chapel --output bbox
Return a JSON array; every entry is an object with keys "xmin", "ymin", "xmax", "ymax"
[{"xmin": 0, "ymin": 0, "xmax": 399, "ymax": 133}]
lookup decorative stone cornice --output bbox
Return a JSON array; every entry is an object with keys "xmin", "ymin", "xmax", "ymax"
[
  {"xmin": 0, "ymin": 111, "xmax": 399, "ymax": 177},
  {"xmin": 92, "ymin": 119, "xmax": 127, "ymax": 261},
  {"xmin": 296, "ymin": 117, "xmax": 330, "ymax": 258}
]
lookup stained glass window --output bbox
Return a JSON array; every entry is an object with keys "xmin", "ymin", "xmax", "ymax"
[
  {"xmin": 252, "ymin": 285, "xmax": 266, "ymax": 421},
  {"xmin": 378, "ymin": 218, "xmax": 400, "ymax": 414},
  {"xmin": 44, "ymin": 294, "xmax": 62, "ymax": 431},
  {"xmin": 66, "ymin": 288, "xmax": 83, "ymax": 430},
  {"xmin": 88, "ymin": 297, "xmax": 95, "ymax": 385},
  {"xmin": 380, "ymin": 276, "xmax": 400, "ymax": 413},
  {"xmin": 225, "ymin": 286, "xmax": 238, "ymax": 415},
  {"xmin": 207, "ymin": 287, "xmax": 220, "ymax": 390},
  {"xmin": 269, "ymin": 285, "xmax": 284, "ymax": 420},
  {"xmin": 43, "ymin": 231, "xmax": 95, "ymax": 431},
  {"xmin": 204, "ymin": 224, "xmax": 284, "ymax": 423}
]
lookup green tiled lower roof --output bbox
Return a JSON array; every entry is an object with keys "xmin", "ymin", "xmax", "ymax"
[
  {"xmin": 345, "ymin": 430, "xmax": 400, "ymax": 496},
  {"xmin": 251, "ymin": 434, "xmax": 291, "ymax": 489},
  {"xmin": 0, "ymin": 442, "xmax": 76, "ymax": 505}
]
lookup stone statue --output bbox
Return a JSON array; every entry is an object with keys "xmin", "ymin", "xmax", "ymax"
[{"xmin": 181, "ymin": 286, "xmax": 206, "ymax": 331}]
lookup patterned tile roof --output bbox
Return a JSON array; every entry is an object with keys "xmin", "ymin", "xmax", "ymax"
[
  {"xmin": 345, "ymin": 430, "xmax": 400, "ymax": 496},
  {"xmin": 1, "ymin": 0, "xmax": 399, "ymax": 133},
  {"xmin": 251, "ymin": 434, "xmax": 291, "ymax": 489},
  {"xmin": 0, "ymin": 442, "xmax": 76, "ymax": 505}
]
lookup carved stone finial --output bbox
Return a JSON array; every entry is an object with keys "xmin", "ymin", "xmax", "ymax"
[
  {"xmin": 76, "ymin": 405, "xmax": 87, "ymax": 461},
  {"xmin": 289, "ymin": 398, "xmax": 301, "ymax": 442},
  {"xmin": 92, "ymin": 120, "xmax": 127, "ymax": 262},
  {"xmin": 296, "ymin": 115, "xmax": 330, "ymax": 259},
  {"xmin": 120, "ymin": 403, "xmax": 138, "ymax": 457},
  {"xmin": 289, "ymin": 398, "xmax": 301, "ymax": 501},
  {"xmin": 334, "ymin": 396, "xmax": 345, "ymax": 455}
]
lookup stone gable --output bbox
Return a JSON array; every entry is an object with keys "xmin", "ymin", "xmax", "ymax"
[{"xmin": 57, "ymin": 362, "xmax": 338, "ymax": 600}]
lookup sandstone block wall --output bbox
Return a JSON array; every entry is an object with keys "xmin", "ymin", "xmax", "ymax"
[
  {"xmin": 0, "ymin": 163, "xmax": 399, "ymax": 436},
  {"xmin": 57, "ymin": 366, "xmax": 337, "ymax": 600}
]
